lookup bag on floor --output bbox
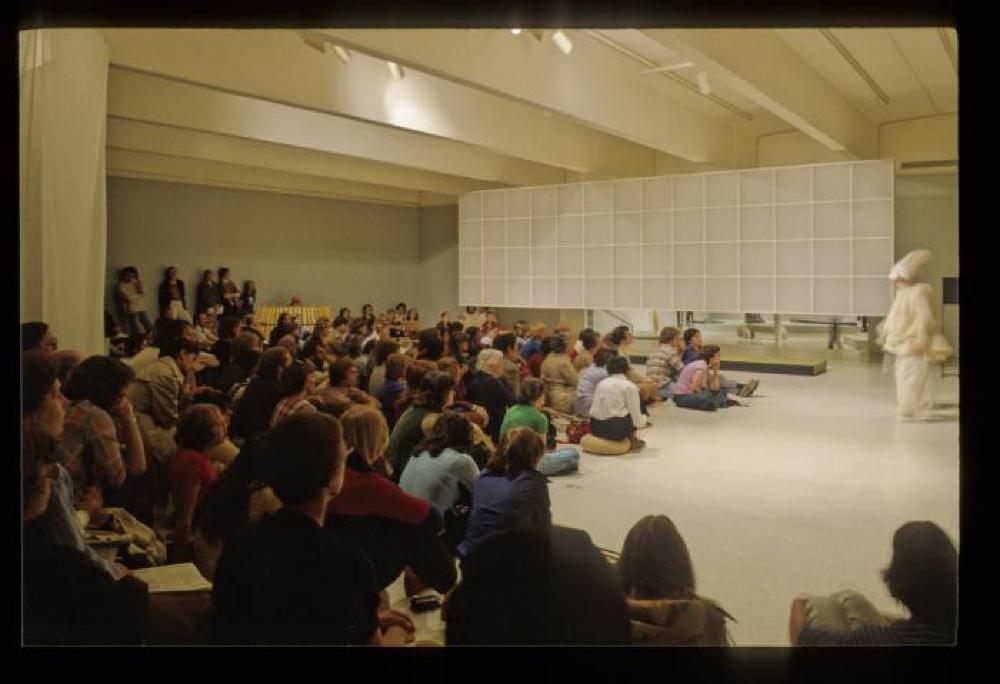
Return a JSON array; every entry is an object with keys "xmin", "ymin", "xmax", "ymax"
[{"xmin": 565, "ymin": 418, "xmax": 590, "ymax": 444}]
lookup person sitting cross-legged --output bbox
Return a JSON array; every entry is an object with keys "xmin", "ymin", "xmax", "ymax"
[
  {"xmin": 499, "ymin": 378, "xmax": 580, "ymax": 477},
  {"xmin": 672, "ymin": 345, "xmax": 739, "ymax": 411},
  {"xmin": 588, "ymin": 355, "xmax": 647, "ymax": 452}
]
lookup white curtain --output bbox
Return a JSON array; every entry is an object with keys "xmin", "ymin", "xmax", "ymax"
[{"xmin": 20, "ymin": 29, "xmax": 109, "ymax": 355}]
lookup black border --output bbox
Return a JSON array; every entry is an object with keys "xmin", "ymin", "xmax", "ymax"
[{"xmin": 10, "ymin": 0, "xmax": 982, "ymax": 680}]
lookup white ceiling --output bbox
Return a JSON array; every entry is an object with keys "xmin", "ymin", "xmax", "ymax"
[{"xmin": 98, "ymin": 27, "xmax": 957, "ymax": 207}]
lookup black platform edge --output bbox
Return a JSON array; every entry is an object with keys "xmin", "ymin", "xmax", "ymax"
[
  {"xmin": 722, "ymin": 360, "xmax": 826, "ymax": 376},
  {"xmin": 628, "ymin": 356, "xmax": 825, "ymax": 376}
]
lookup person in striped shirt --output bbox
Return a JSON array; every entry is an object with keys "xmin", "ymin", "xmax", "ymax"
[
  {"xmin": 644, "ymin": 327, "xmax": 686, "ymax": 401},
  {"xmin": 789, "ymin": 521, "xmax": 957, "ymax": 645}
]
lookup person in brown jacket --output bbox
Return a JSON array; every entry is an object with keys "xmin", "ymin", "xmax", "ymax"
[
  {"xmin": 618, "ymin": 515, "xmax": 734, "ymax": 645},
  {"xmin": 540, "ymin": 335, "xmax": 578, "ymax": 415}
]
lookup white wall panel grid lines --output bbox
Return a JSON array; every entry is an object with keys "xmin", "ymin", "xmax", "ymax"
[{"xmin": 461, "ymin": 160, "xmax": 893, "ymax": 314}]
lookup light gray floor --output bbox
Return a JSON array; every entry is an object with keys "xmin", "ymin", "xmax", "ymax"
[
  {"xmin": 388, "ymin": 357, "xmax": 959, "ymax": 647},
  {"xmin": 549, "ymin": 360, "xmax": 959, "ymax": 646}
]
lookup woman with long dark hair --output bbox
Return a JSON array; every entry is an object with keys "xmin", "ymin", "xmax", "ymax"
[{"xmin": 618, "ymin": 514, "xmax": 733, "ymax": 645}]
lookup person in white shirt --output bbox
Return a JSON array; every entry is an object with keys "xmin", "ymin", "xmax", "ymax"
[{"xmin": 588, "ymin": 355, "xmax": 647, "ymax": 452}]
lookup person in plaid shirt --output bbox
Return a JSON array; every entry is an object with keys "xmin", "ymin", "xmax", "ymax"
[{"xmin": 644, "ymin": 327, "xmax": 686, "ymax": 401}]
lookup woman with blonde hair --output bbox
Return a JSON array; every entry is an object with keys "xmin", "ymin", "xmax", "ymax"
[
  {"xmin": 618, "ymin": 514, "xmax": 734, "ymax": 645},
  {"xmin": 325, "ymin": 406, "xmax": 457, "ymax": 595}
]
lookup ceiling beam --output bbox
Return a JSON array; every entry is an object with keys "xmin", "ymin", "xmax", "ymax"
[
  {"xmin": 107, "ymin": 117, "xmax": 495, "ymax": 197},
  {"xmin": 107, "ymin": 67, "xmax": 567, "ymax": 187},
  {"xmin": 643, "ymin": 29, "xmax": 879, "ymax": 159},
  {"xmin": 107, "ymin": 148, "xmax": 457, "ymax": 207},
  {"xmin": 314, "ymin": 28, "xmax": 753, "ymax": 166},
  {"xmin": 99, "ymin": 29, "xmax": 656, "ymax": 178}
]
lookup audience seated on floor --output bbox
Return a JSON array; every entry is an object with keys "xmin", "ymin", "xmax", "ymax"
[
  {"xmin": 127, "ymin": 336, "xmax": 202, "ymax": 503},
  {"xmin": 645, "ymin": 327, "xmax": 686, "ymax": 401},
  {"xmin": 189, "ymin": 389, "xmax": 240, "ymax": 470},
  {"xmin": 218, "ymin": 344, "xmax": 261, "ymax": 397},
  {"xmin": 386, "ymin": 370, "xmax": 457, "ymax": 480},
  {"xmin": 229, "ymin": 347, "xmax": 291, "ymax": 443},
  {"xmin": 589, "ymin": 355, "xmax": 647, "ymax": 452},
  {"xmin": 192, "ymin": 436, "xmax": 281, "ymax": 581},
  {"xmin": 572, "ymin": 328, "xmax": 600, "ymax": 372},
  {"xmin": 22, "ymin": 350, "xmax": 120, "ymax": 579},
  {"xmin": 460, "ymin": 427, "xmax": 551, "ymax": 557},
  {"xmin": 317, "ymin": 357, "xmax": 380, "ymax": 417},
  {"xmin": 682, "ymin": 328, "xmax": 758, "ymax": 398},
  {"xmin": 325, "ymin": 406, "xmax": 457, "ymax": 597},
  {"xmin": 446, "ymin": 524, "xmax": 630, "ymax": 645},
  {"xmin": 499, "ymin": 378, "xmax": 580, "ymax": 477},
  {"xmin": 789, "ymin": 520, "xmax": 957, "ymax": 646},
  {"xmin": 270, "ymin": 360, "xmax": 318, "ymax": 427},
  {"xmin": 366, "ymin": 339, "xmax": 401, "ymax": 396},
  {"xmin": 618, "ymin": 515, "xmax": 734, "ymax": 645},
  {"xmin": 540, "ymin": 335, "xmax": 578, "ymax": 414},
  {"xmin": 672, "ymin": 345, "xmax": 739, "ymax": 411},
  {"xmin": 60, "ymin": 355, "xmax": 150, "ymax": 524},
  {"xmin": 604, "ymin": 325, "xmax": 659, "ymax": 405},
  {"xmin": 399, "ymin": 411, "xmax": 481, "ymax": 553},
  {"xmin": 574, "ymin": 347, "xmax": 617, "ymax": 417},
  {"xmin": 376, "ymin": 352, "xmax": 411, "ymax": 430},
  {"xmin": 465, "ymin": 348, "xmax": 516, "ymax": 444},
  {"xmin": 492, "ymin": 332, "xmax": 527, "ymax": 398},
  {"xmin": 206, "ymin": 412, "xmax": 415, "ymax": 646},
  {"xmin": 22, "ymin": 420, "xmax": 150, "ymax": 645},
  {"xmin": 22, "ymin": 321, "xmax": 58, "ymax": 353}
]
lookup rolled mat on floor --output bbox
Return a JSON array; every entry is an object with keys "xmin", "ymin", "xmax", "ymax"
[{"xmin": 579, "ymin": 434, "xmax": 631, "ymax": 456}]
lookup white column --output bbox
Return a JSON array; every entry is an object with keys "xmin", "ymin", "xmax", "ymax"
[{"xmin": 20, "ymin": 29, "xmax": 109, "ymax": 355}]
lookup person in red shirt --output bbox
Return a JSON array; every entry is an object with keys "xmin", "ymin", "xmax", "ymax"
[
  {"xmin": 170, "ymin": 404, "xmax": 227, "ymax": 546},
  {"xmin": 325, "ymin": 405, "xmax": 456, "ymax": 595}
]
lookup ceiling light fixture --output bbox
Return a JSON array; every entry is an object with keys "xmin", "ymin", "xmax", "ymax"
[
  {"xmin": 332, "ymin": 44, "xmax": 351, "ymax": 64},
  {"xmin": 640, "ymin": 61, "xmax": 696, "ymax": 75},
  {"xmin": 387, "ymin": 61, "xmax": 404, "ymax": 80},
  {"xmin": 696, "ymin": 71, "xmax": 711, "ymax": 95},
  {"xmin": 511, "ymin": 28, "xmax": 522, "ymax": 35},
  {"xmin": 552, "ymin": 30, "xmax": 573, "ymax": 55}
]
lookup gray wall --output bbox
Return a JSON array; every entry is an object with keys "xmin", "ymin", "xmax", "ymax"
[
  {"xmin": 416, "ymin": 204, "xmax": 459, "ymax": 321},
  {"xmin": 106, "ymin": 177, "xmax": 424, "ymax": 319}
]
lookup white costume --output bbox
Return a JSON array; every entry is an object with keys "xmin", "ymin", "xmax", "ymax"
[{"xmin": 877, "ymin": 250, "xmax": 952, "ymax": 418}]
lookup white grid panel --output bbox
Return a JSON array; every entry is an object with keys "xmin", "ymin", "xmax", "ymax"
[{"xmin": 458, "ymin": 160, "xmax": 894, "ymax": 314}]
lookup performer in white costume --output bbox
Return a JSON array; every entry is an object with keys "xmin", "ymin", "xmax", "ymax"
[{"xmin": 877, "ymin": 250, "xmax": 953, "ymax": 420}]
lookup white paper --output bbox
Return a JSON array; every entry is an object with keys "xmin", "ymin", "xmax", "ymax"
[{"xmin": 133, "ymin": 563, "xmax": 212, "ymax": 593}]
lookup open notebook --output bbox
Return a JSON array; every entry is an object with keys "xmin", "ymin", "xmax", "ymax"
[{"xmin": 133, "ymin": 563, "xmax": 212, "ymax": 593}]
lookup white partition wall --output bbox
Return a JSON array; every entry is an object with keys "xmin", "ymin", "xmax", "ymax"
[{"xmin": 459, "ymin": 160, "xmax": 894, "ymax": 315}]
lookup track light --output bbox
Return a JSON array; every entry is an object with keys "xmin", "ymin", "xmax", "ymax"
[
  {"xmin": 387, "ymin": 61, "xmax": 404, "ymax": 80},
  {"xmin": 332, "ymin": 44, "xmax": 351, "ymax": 64},
  {"xmin": 696, "ymin": 70, "xmax": 711, "ymax": 95},
  {"xmin": 511, "ymin": 28, "xmax": 522, "ymax": 35},
  {"xmin": 552, "ymin": 30, "xmax": 573, "ymax": 55}
]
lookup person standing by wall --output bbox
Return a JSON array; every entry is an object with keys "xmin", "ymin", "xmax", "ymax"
[
  {"xmin": 158, "ymin": 266, "xmax": 191, "ymax": 323},
  {"xmin": 117, "ymin": 267, "xmax": 153, "ymax": 336}
]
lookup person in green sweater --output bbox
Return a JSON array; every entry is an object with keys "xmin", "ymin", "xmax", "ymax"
[{"xmin": 499, "ymin": 378, "xmax": 579, "ymax": 477}]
